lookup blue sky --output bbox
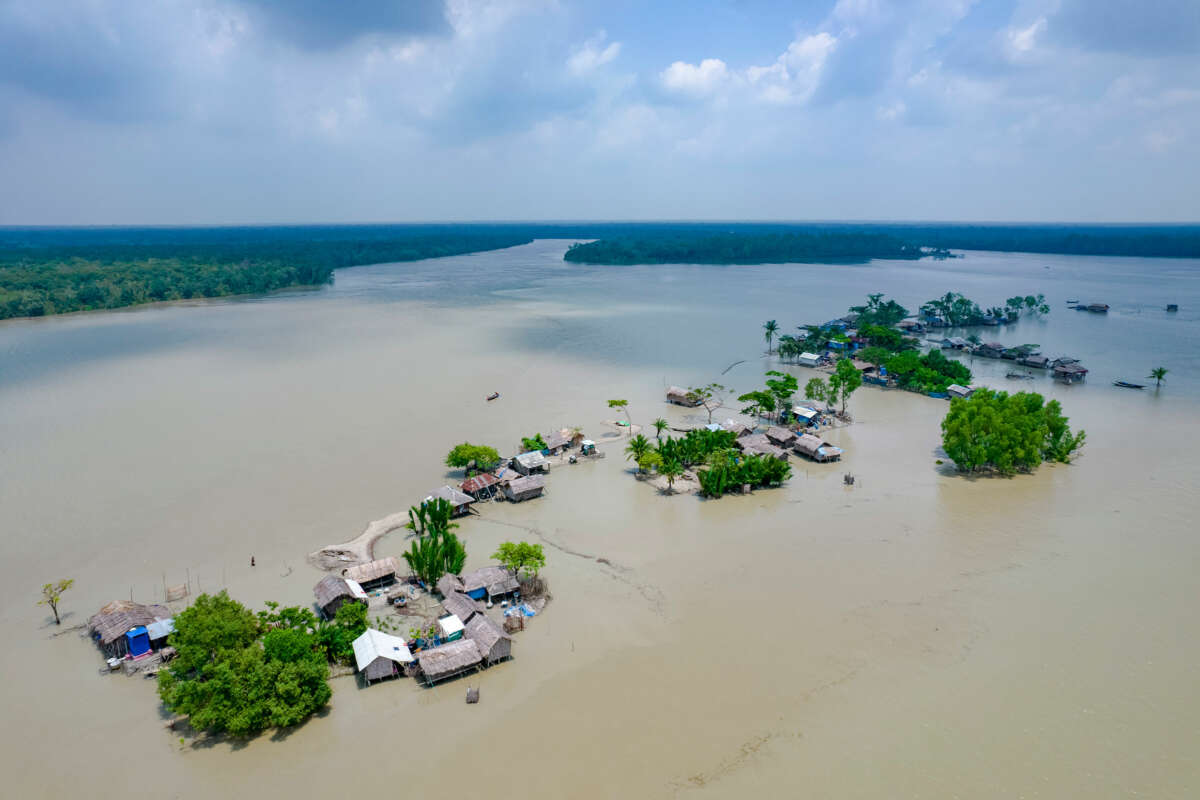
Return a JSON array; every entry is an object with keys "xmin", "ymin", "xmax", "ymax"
[{"xmin": 1, "ymin": 0, "xmax": 1198, "ymax": 224}]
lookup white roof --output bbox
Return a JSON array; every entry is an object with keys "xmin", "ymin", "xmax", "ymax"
[
  {"xmin": 352, "ymin": 628, "xmax": 413, "ymax": 671},
  {"xmin": 947, "ymin": 384, "xmax": 971, "ymax": 396},
  {"xmin": 514, "ymin": 450, "xmax": 547, "ymax": 468},
  {"xmin": 438, "ymin": 614, "xmax": 465, "ymax": 637},
  {"xmin": 799, "ymin": 352, "xmax": 821, "ymax": 362},
  {"xmin": 792, "ymin": 406, "xmax": 818, "ymax": 420},
  {"xmin": 580, "ymin": 439, "xmax": 595, "ymax": 447},
  {"xmin": 425, "ymin": 485, "xmax": 475, "ymax": 507},
  {"xmin": 345, "ymin": 579, "xmax": 368, "ymax": 600}
]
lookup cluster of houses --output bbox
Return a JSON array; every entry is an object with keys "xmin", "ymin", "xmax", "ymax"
[
  {"xmin": 716, "ymin": 418, "xmax": 845, "ymax": 463},
  {"xmin": 314, "ymin": 561, "xmax": 519, "ymax": 687},
  {"xmin": 938, "ymin": 338, "xmax": 1090, "ymax": 382}
]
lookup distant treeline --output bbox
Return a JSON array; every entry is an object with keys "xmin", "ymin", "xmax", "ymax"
[
  {"xmin": 0, "ymin": 230, "xmax": 531, "ymax": 319},
  {"xmin": 874, "ymin": 224, "xmax": 1200, "ymax": 259},
  {"xmin": 563, "ymin": 233, "xmax": 925, "ymax": 265}
]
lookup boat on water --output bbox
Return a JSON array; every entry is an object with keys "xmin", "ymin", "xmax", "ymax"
[
  {"xmin": 1113, "ymin": 380, "xmax": 1145, "ymax": 389},
  {"xmin": 1074, "ymin": 303, "xmax": 1110, "ymax": 313},
  {"xmin": 486, "ymin": 392, "xmax": 500, "ymax": 401},
  {"xmin": 1006, "ymin": 372, "xmax": 1034, "ymax": 380}
]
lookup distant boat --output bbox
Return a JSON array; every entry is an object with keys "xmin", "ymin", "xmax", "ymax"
[
  {"xmin": 1166, "ymin": 304, "xmax": 1178, "ymax": 312},
  {"xmin": 1113, "ymin": 380, "xmax": 1145, "ymax": 389},
  {"xmin": 1066, "ymin": 299, "xmax": 1079, "ymax": 304},
  {"xmin": 486, "ymin": 392, "xmax": 500, "ymax": 401},
  {"xmin": 1006, "ymin": 372, "xmax": 1034, "ymax": 380}
]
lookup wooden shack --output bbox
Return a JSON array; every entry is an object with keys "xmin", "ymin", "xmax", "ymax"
[
  {"xmin": 511, "ymin": 450, "xmax": 548, "ymax": 475},
  {"xmin": 765, "ymin": 426, "xmax": 798, "ymax": 448},
  {"xmin": 462, "ymin": 565, "xmax": 520, "ymax": 602},
  {"xmin": 460, "ymin": 472, "xmax": 500, "ymax": 500},
  {"xmin": 542, "ymin": 431, "xmax": 571, "ymax": 454},
  {"xmin": 794, "ymin": 433, "xmax": 844, "ymax": 462},
  {"xmin": 736, "ymin": 433, "xmax": 788, "ymax": 460},
  {"xmin": 88, "ymin": 600, "xmax": 172, "ymax": 658},
  {"xmin": 441, "ymin": 590, "xmax": 484, "ymax": 624},
  {"xmin": 504, "ymin": 474, "xmax": 545, "ymax": 502},
  {"xmin": 313, "ymin": 574, "xmax": 367, "ymax": 619},
  {"xmin": 464, "ymin": 615, "xmax": 513, "ymax": 666},
  {"xmin": 343, "ymin": 556, "xmax": 402, "ymax": 592},
  {"xmin": 417, "ymin": 638, "xmax": 484, "ymax": 686},
  {"xmin": 352, "ymin": 628, "xmax": 413, "ymax": 685},
  {"xmin": 1053, "ymin": 363, "xmax": 1089, "ymax": 383},
  {"xmin": 666, "ymin": 386, "xmax": 700, "ymax": 406},
  {"xmin": 425, "ymin": 485, "xmax": 476, "ymax": 517}
]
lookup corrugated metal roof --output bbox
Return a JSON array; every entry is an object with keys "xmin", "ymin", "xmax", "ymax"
[{"xmin": 353, "ymin": 628, "xmax": 413, "ymax": 672}]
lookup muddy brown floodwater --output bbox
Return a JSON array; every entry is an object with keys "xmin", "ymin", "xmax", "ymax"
[{"xmin": 1, "ymin": 241, "xmax": 1197, "ymax": 798}]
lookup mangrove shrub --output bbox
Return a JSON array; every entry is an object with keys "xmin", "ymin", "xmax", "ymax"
[{"xmin": 940, "ymin": 389, "xmax": 1086, "ymax": 475}]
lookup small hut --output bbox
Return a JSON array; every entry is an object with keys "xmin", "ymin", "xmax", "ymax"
[
  {"xmin": 460, "ymin": 472, "xmax": 500, "ymax": 500},
  {"xmin": 721, "ymin": 421, "xmax": 753, "ymax": 438},
  {"xmin": 666, "ymin": 386, "xmax": 700, "ymax": 406},
  {"xmin": 975, "ymin": 342, "xmax": 1005, "ymax": 358},
  {"xmin": 791, "ymin": 406, "xmax": 820, "ymax": 427},
  {"xmin": 736, "ymin": 433, "xmax": 789, "ymax": 460},
  {"xmin": 794, "ymin": 434, "xmax": 844, "ymax": 463},
  {"xmin": 438, "ymin": 614, "xmax": 466, "ymax": 642},
  {"xmin": 765, "ymin": 426, "xmax": 798, "ymax": 448},
  {"xmin": 425, "ymin": 485, "xmax": 476, "ymax": 517},
  {"xmin": 504, "ymin": 474, "xmax": 545, "ymax": 502},
  {"xmin": 511, "ymin": 451, "xmax": 548, "ymax": 475},
  {"xmin": 798, "ymin": 352, "xmax": 822, "ymax": 367},
  {"xmin": 343, "ymin": 556, "xmax": 402, "ymax": 592},
  {"xmin": 417, "ymin": 638, "xmax": 483, "ymax": 686},
  {"xmin": 462, "ymin": 565, "xmax": 520, "ymax": 602},
  {"xmin": 464, "ymin": 615, "xmax": 513, "ymax": 666},
  {"xmin": 939, "ymin": 336, "xmax": 968, "ymax": 350},
  {"xmin": 946, "ymin": 384, "xmax": 973, "ymax": 399},
  {"xmin": 437, "ymin": 574, "xmax": 465, "ymax": 597},
  {"xmin": 352, "ymin": 628, "xmax": 413, "ymax": 685},
  {"xmin": 441, "ymin": 591, "xmax": 484, "ymax": 624},
  {"xmin": 88, "ymin": 600, "xmax": 172, "ymax": 658},
  {"xmin": 313, "ymin": 574, "xmax": 368, "ymax": 619},
  {"xmin": 1053, "ymin": 362, "xmax": 1089, "ymax": 383},
  {"xmin": 542, "ymin": 431, "xmax": 571, "ymax": 455}
]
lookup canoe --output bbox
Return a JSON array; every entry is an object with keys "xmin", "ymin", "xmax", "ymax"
[
  {"xmin": 1112, "ymin": 381, "xmax": 1145, "ymax": 389},
  {"xmin": 486, "ymin": 392, "xmax": 500, "ymax": 401}
]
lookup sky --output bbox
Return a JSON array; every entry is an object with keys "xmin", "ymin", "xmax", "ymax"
[{"xmin": 1, "ymin": 0, "xmax": 1198, "ymax": 225}]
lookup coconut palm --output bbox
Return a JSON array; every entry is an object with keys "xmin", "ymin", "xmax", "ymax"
[
  {"xmin": 763, "ymin": 319, "xmax": 779, "ymax": 353},
  {"xmin": 1147, "ymin": 366, "xmax": 1168, "ymax": 388},
  {"xmin": 659, "ymin": 460, "xmax": 683, "ymax": 494},
  {"xmin": 624, "ymin": 434, "xmax": 652, "ymax": 464},
  {"xmin": 652, "ymin": 417, "xmax": 669, "ymax": 441}
]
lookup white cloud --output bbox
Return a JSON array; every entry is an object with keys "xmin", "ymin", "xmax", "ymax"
[
  {"xmin": 1007, "ymin": 17, "xmax": 1047, "ymax": 55},
  {"xmin": 567, "ymin": 31, "xmax": 620, "ymax": 76},
  {"xmin": 660, "ymin": 58, "xmax": 729, "ymax": 96}
]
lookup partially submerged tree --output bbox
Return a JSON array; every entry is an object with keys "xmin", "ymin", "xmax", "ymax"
[
  {"xmin": 653, "ymin": 417, "xmax": 669, "ymax": 441},
  {"xmin": 687, "ymin": 383, "xmax": 729, "ymax": 423},
  {"xmin": 764, "ymin": 371, "xmax": 799, "ymax": 420},
  {"xmin": 445, "ymin": 442, "xmax": 501, "ymax": 473},
  {"xmin": 941, "ymin": 389, "xmax": 1086, "ymax": 475},
  {"xmin": 763, "ymin": 319, "xmax": 779, "ymax": 353},
  {"xmin": 38, "ymin": 578, "xmax": 74, "ymax": 625},
  {"xmin": 737, "ymin": 389, "xmax": 776, "ymax": 423},
  {"xmin": 659, "ymin": 459, "xmax": 684, "ymax": 493},
  {"xmin": 624, "ymin": 434, "xmax": 652, "ymax": 464},
  {"xmin": 827, "ymin": 358, "xmax": 863, "ymax": 415},
  {"xmin": 1148, "ymin": 366, "xmax": 1168, "ymax": 388},
  {"xmin": 520, "ymin": 433, "xmax": 547, "ymax": 452},
  {"xmin": 850, "ymin": 294, "xmax": 909, "ymax": 327},
  {"xmin": 492, "ymin": 541, "xmax": 546, "ymax": 581},
  {"xmin": 607, "ymin": 399, "xmax": 631, "ymax": 433},
  {"xmin": 804, "ymin": 377, "xmax": 829, "ymax": 405},
  {"xmin": 403, "ymin": 528, "xmax": 467, "ymax": 589},
  {"xmin": 406, "ymin": 498, "xmax": 459, "ymax": 539}
]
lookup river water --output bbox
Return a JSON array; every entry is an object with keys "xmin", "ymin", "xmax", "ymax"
[{"xmin": 1, "ymin": 240, "xmax": 1197, "ymax": 798}]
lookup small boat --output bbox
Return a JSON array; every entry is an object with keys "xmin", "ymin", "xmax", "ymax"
[
  {"xmin": 1066, "ymin": 299, "xmax": 1079, "ymax": 304},
  {"xmin": 486, "ymin": 392, "xmax": 500, "ymax": 402},
  {"xmin": 1113, "ymin": 380, "xmax": 1145, "ymax": 389},
  {"xmin": 1006, "ymin": 372, "xmax": 1034, "ymax": 380},
  {"xmin": 1166, "ymin": 304, "xmax": 1178, "ymax": 312}
]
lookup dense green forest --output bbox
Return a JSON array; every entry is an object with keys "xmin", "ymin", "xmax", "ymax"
[
  {"xmin": 0, "ymin": 230, "xmax": 530, "ymax": 319},
  {"xmin": 563, "ymin": 233, "xmax": 925, "ymax": 265}
]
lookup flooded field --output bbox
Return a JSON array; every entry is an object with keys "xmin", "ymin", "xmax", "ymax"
[{"xmin": 1, "ymin": 241, "xmax": 1197, "ymax": 797}]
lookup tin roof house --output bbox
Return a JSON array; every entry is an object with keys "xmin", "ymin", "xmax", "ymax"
[
  {"xmin": 353, "ymin": 628, "xmax": 413, "ymax": 685},
  {"xmin": 425, "ymin": 485, "xmax": 476, "ymax": 517}
]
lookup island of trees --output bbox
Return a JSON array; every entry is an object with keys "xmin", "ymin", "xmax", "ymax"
[
  {"xmin": 564, "ymin": 232, "xmax": 925, "ymax": 265},
  {"xmin": 0, "ymin": 229, "xmax": 532, "ymax": 320}
]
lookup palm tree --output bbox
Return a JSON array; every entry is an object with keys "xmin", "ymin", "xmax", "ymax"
[
  {"xmin": 763, "ymin": 320, "xmax": 779, "ymax": 354},
  {"xmin": 1148, "ymin": 366, "xmax": 1168, "ymax": 388},
  {"xmin": 660, "ymin": 460, "xmax": 683, "ymax": 494},
  {"xmin": 624, "ymin": 434, "xmax": 651, "ymax": 464},
  {"xmin": 652, "ymin": 418, "xmax": 669, "ymax": 441}
]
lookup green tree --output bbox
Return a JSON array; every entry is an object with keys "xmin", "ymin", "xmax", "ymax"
[
  {"xmin": 653, "ymin": 417, "xmax": 669, "ymax": 441},
  {"xmin": 1147, "ymin": 366, "xmax": 1168, "ymax": 388},
  {"xmin": 405, "ymin": 498, "xmax": 459, "ymax": 539},
  {"xmin": 857, "ymin": 346, "xmax": 890, "ymax": 367},
  {"xmin": 827, "ymin": 359, "xmax": 863, "ymax": 415},
  {"xmin": 763, "ymin": 319, "xmax": 779, "ymax": 353},
  {"xmin": 940, "ymin": 389, "xmax": 1086, "ymax": 475},
  {"xmin": 38, "ymin": 578, "xmax": 74, "ymax": 625},
  {"xmin": 491, "ymin": 541, "xmax": 547, "ymax": 580},
  {"xmin": 403, "ymin": 528, "xmax": 468, "ymax": 589},
  {"xmin": 850, "ymin": 294, "xmax": 909, "ymax": 326},
  {"xmin": 637, "ymin": 450, "xmax": 663, "ymax": 474},
  {"xmin": 659, "ymin": 459, "xmax": 684, "ymax": 493},
  {"xmin": 804, "ymin": 377, "xmax": 829, "ymax": 404},
  {"xmin": 764, "ymin": 371, "xmax": 799, "ymax": 421},
  {"xmin": 737, "ymin": 390, "xmax": 776, "ymax": 423},
  {"xmin": 624, "ymin": 434, "xmax": 652, "ymax": 464},
  {"xmin": 520, "ymin": 433, "xmax": 547, "ymax": 452},
  {"xmin": 445, "ymin": 442, "xmax": 500, "ymax": 472},
  {"xmin": 607, "ymin": 399, "xmax": 631, "ymax": 434}
]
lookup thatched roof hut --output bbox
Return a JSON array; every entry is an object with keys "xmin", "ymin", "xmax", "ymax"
[
  {"xmin": 352, "ymin": 628, "xmax": 413, "ymax": 685},
  {"xmin": 441, "ymin": 591, "xmax": 484, "ymax": 624},
  {"xmin": 666, "ymin": 386, "xmax": 700, "ymax": 406},
  {"xmin": 504, "ymin": 474, "xmax": 545, "ymax": 502},
  {"xmin": 417, "ymin": 638, "xmax": 483, "ymax": 685},
  {"xmin": 88, "ymin": 600, "xmax": 172, "ymax": 656},
  {"xmin": 462, "ymin": 565, "xmax": 520, "ymax": 601},
  {"xmin": 736, "ymin": 433, "xmax": 788, "ymax": 460},
  {"xmin": 460, "ymin": 472, "xmax": 499, "ymax": 499},
  {"xmin": 794, "ymin": 433, "xmax": 844, "ymax": 462},
  {"xmin": 313, "ymin": 575, "xmax": 367, "ymax": 619},
  {"xmin": 765, "ymin": 426, "xmax": 798, "ymax": 447},
  {"xmin": 344, "ymin": 556, "xmax": 402, "ymax": 591},
  {"xmin": 542, "ymin": 431, "xmax": 570, "ymax": 453},
  {"xmin": 437, "ymin": 574, "xmax": 465, "ymax": 597},
  {"xmin": 721, "ymin": 422, "xmax": 752, "ymax": 438},
  {"xmin": 464, "ymin": 615, "xmax": 513, "ymax": 665},
  {"xmin": 425, "ymin": 485, "xmax": 476, "ymax": 517}
]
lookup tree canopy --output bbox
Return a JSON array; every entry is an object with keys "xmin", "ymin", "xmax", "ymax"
[
  {"xmin": 940, "ymin": 389, "xmax": 1086, "ymax": 475},
  {"xmin": 445, "ymin": 442, "xmax": 501, "ymax": 471},
  {"xmin": 492, "ymin": 541, "xmax": 546, "ymax": 579}
]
